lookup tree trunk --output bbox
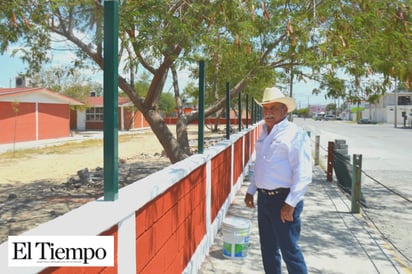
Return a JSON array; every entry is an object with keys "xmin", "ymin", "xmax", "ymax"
[
  {"xmin": 118, "ymin": 77, "xmax": 189, "ymax": 164},
  {"xmin": 212, "ymin": 108, "xmax": 223, "ymax": 132},
  {"xmin": 171, "ymin": 64, "xmax": 191, "ymax": 156},
  {"xmin": 176, "ymin": 115, "xmax": 191, "ymax": 155},
  {"xmin": 144, "ymin": 108, "xmax": 188, "ymax": 164}
]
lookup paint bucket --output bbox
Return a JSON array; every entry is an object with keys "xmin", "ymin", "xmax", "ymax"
[{"xmin": 222, "ymin": 216, "xmax": 251, "ymax": 259}]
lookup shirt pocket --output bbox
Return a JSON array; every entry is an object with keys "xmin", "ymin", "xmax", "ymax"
[{"xmin": 265, "ymin": 141, "xmax": 287, "ymax": 161}]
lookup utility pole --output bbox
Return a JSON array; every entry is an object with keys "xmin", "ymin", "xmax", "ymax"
[{"xmin": 394, "ymin": 77, "xmax": 398, "ymax": 128}]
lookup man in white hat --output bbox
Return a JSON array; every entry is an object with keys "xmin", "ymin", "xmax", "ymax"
[{"xmin": 244, "ymin": 87, "xmax": 312, "ymax": 274}]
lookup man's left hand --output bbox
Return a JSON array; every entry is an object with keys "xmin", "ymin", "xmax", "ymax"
[{"xmin": 280, "ymin": 203, "xmax": 295, "ymax": 223}]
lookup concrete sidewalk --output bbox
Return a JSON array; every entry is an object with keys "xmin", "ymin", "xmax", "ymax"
[{"xmin": 198, "ymin": 166, "xmax": 409, "ymax": 274}]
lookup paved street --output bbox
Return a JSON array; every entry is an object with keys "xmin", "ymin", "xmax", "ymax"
[{"xmin": 295, "ymin": 118, "xmax": 412, "ymax": 269}]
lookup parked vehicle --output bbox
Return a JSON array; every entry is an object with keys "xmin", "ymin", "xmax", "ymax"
[
  {"xmin": 324, "ymin": 114, "xmax": 336, "ymax": 121},
  {"xmin": 313, "ymin": 113, "xmax": 325, "ymax": 120},
  {"xmin": 357, "ymin": 118, "xmax": 377, "ymax": 124}
]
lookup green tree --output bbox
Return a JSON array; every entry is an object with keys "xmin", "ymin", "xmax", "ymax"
[
  {"xmin": 28, "ymin": 66, "xmax": 100, "ymax": 102},
  {"xmin": 296, "ymin": 108, "xmax": 309, "ymax": 118},
  {"xmin": 326, "ymin": 103, "xmax": 337, "ymax": 114},
  {"xmin": 159, "ymin": 92, "xmax": 176, "ymax": 117},
  {"xmin": 1, "ymin": 0, "xmax": 411, "ymax": 163}
]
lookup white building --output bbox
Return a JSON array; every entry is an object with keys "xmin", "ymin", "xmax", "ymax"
[{"xmin": 362, "ymin": 91, "xmax": 412, "ymax": 127}]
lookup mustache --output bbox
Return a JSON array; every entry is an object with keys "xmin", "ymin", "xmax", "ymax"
[{"xmin": 264, "ymin": 114, "xmax": 275, "ymax": 119}]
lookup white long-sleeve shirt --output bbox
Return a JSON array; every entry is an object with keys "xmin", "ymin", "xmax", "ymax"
[{"xmin": 247, "ymin": 118, "xmax": 312, "ymax": 207}]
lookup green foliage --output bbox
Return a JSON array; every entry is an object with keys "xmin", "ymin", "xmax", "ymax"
[
  {"xmin": 28, "ymin": 65, "xmax": 100, "ymax": 101},
  {"xmin": 2, "ymin": 0, "xmax": 412, "ymax": 116},
  {"xmin": 314, "ymin": 0, "xmax": 412, "ymax": 102},
  {"xmin": 159, "ymin": 92, "xmax": 176, "ymax": 116},
  {"xmin": 296, "ymin": 107, "xmax": 309, "ymax": 117},
  {"xmin": 134, "ymin": 73, "xmax": 151, "ymax": 97},
  {"xmin": 326, "ymin": 103, "xmax": 337, "ymax": 114}
]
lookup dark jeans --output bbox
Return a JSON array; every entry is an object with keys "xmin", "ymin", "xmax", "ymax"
[{"xmin": 257, "ymin": 192, "xmax": 307, "ymax": 274}]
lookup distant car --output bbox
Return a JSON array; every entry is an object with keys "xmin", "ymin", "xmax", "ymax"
[
  {"xmin": 357, "ymin": 118, "xmax": 377, "ymax": 124},
  {"xmin": 324, "ymin": 114, "xmax": 336, "ymax": 121}
]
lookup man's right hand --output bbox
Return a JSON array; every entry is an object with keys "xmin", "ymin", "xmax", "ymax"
[{"xmin": 244, "ymin": 193, "xmax": 255, "ymax": 208}]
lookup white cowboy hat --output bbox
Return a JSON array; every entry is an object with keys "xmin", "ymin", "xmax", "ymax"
[{"xmin": 258, "ymin": 87, "xmax": 296, "ymax": 113}]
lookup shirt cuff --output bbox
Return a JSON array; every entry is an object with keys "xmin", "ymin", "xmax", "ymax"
[{"xmin": 247, "ymin": 183, "xmax": 257, "ymax": 195}]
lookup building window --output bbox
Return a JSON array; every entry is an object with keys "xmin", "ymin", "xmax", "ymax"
[
  {"xmin": 86, "ymin": 107, "xmax": 103, "ymax": 121},
  {"xmin": 398, "ymin": 96, "xmax": 411, "ymax": 105}
]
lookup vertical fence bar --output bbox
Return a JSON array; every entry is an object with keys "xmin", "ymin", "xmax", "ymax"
[
  {"xmin": 198, "ymin": 60, "xmax": 205, "ymax": 153},
  {"xmin": 314, "ymin": 136, "xmax": 320, "ymax": 166},
  {"xmin": 327, "ymin": 141, "xmax": 334, "ymax": 182},
  {"xmin": 226, "ymin": 82, "xmax": 230, "ymax": 139},
  {"xmin": 351, "ymin": 154, "xmax": 362, "ymax": 213},
  {"xmin": 238, "ymin": 91, "xmax": 242, "ymax": 131},
  {"xmin": 245, "ymin": 94, "xmax": 249, "ymax": 129},
  {"xmin": 103, "ymin": 0, "xmax": 119, "ymax": 201},
  {"xmin": 251, "ymin": 97, "xmax": 255, "ymax": 124}
]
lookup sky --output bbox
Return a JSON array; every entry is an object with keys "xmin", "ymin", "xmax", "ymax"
[{"xmin": 0, "ymin": 50, "xmax": 332, "ymax": 108}]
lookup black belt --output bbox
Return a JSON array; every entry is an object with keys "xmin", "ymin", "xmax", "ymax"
[{"xmin": 258, "ymin": 188, "xmax": 290, "ymax": 196}]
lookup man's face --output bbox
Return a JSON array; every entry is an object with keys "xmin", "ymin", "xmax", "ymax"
[{"xmin": 262, "ymin": 102, "xmax": 288, "ymax": 128}]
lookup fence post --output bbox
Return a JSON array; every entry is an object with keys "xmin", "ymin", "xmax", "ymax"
[
  {"xmin": 327, "ymin": 141, "xmax": 334, "ymax": 182},
  {"xmin": 226, "ymin": 82, "xmax": 230, "ymax": 139},
  {"xmin": 198, "ymin": 60, "xmax": 205, "ymax": 153},
  {"xmin": 314, "ymin": 136, "xmax": 320, "ymax": 166},
  {"xmin": 103, "ymin": 0, "xmax": 119, "ymax": 201},
  {"xmin": 351, "ymin": 154, "xmax": 362, "ymax": 213}
]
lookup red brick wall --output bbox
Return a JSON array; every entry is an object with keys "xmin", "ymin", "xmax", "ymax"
[
  {"xmin": 17, "ymin": 125, "xmax": 260, "ymax": 273},
  {"xmin": 135, "ymin": 165, "xmax": 206, "ymax": 274},
  {"xmin": 39, "ymin": 226, "xmax": 119, "ymax": 274},
  {"xmin": 233, "ymin": 138, "xmax": 243, "ymax": 185},
  {"xmin": 210, "ymin": 147, "xmax": 232, "ymax": 221},
  {"xmin": 165, "ymin": 117, "xmax": 252, "ymax": 125},
  {"xmin": 244, "ymin": 132, "xmax": 251, "ymax": 166}
]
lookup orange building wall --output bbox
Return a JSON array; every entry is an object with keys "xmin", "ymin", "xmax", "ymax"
[
  {"xmin": 38, "ymin": 103, "xmax": 70, "ymax": 140},
  {"xmin": 123, "ymin": 108, "xmax": 148, "ymax": 130},
  {"xmin": 0, "ymin": 102, "xmax": 36, "ymax": 144},
  {"xmin": 70, "ymin": 109, "xmax": 77, "ymax": 130},
  {"xmin": 82, "ymin": 108, "xmax": 149, "ymax": 130},
  {"xmin": 123, "ymin": 108, "xmax": 134, "ymax": 130},
  {"xmin": 0, "ymin": 102, "xmax": 71, "ymax": 144}
]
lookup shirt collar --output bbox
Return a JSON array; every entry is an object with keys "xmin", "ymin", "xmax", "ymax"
[{"xmin": 264, "ymin": 117, "xmax": 289, "ymax": 134}]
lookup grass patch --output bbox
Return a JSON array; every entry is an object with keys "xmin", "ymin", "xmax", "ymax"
[
  {"xmin": 0, "ymin": 130, "xmax": 164, "ymax": 161},
  {"xmin": 0, "ymin": 132, "xmax": 153, "ymax": 160},
  {"xmin": 0, "ymin": 139, "xmax": 105, "ymax": 160}
]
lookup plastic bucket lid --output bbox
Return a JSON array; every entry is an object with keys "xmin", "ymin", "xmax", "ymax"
[{"xmin": 222, "ymin": 216, "xmax": 251, "ymax": 230}]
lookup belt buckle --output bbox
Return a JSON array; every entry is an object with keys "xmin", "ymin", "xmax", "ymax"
[{"xmin": 260, "ymin": 188, "xmax": 286, "ymax": 196}]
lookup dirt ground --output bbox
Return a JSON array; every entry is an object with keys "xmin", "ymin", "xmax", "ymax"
[
  {"xmin": 0, "ymin": 126, "xmax": 224, "ymax": 243},
  {"xmin": 0, "ymin": 132, "xmax": 164, "ymax": 184}
]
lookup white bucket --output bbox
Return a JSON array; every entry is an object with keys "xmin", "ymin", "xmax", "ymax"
[{"xmin": 222, "ymin": 216, "xmax": 251, "ymax": 259}]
